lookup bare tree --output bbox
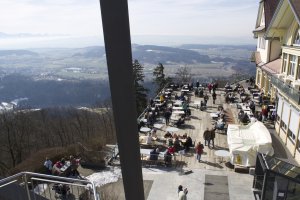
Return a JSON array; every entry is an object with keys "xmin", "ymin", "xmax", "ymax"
[{"xmin": 175, "ymin": 65, "xmax": 192, "ymax": 84}]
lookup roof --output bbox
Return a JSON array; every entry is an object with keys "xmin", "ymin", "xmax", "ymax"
[
  {"xmin": 261, "ymin": 58, "xmax": 281, "ymax": 74},
  {"xmin": 266, "ymin": 0, "xmax": 300, "ymax": 38},
  {"xmin": 261, "ymin": 154, "xmax": 300, "ymax": 183},
  {"xmin": 253, "ymin": 25, "xmax": 266, "ymax": 33},
  {"xmin": 264, "ymin": 0, "xmax": 280, "ymax": 28},
  {"xmin": 289, "ymin": 0, "xmax": 300, "ymax": 25}
]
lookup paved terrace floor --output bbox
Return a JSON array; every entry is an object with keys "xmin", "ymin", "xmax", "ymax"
[
  {"xmin": 94, "ymin": 81, "xmax": 298, "ymax": 200},
  {"xmin": 141, "ymin": 85, "xmax": 254, "ymax": 200}
]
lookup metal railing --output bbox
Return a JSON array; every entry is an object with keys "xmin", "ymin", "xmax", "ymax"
[
  {"xmin": 0, "ymin": 172, "xmax": 98, "ymax": 200},
  {"xmin": 270, "ymin": 76, "xmax": 300, "ymax": 104}
]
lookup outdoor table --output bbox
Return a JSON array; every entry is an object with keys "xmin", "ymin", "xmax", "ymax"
[
  {"xmin": 141, "ymin": 118, "xmax": 147, "ymax": 123},
  {"xmin": 242, "ymin": 105, "xmax": 251, "ymax": 111},
  {"xmin": 166, "ymin": 127, "xmax": 179, "ymax": 132},
  {"xmin": 244, "ymin": 110, "xmax": 253, "ymax": 117},
  {"xmin": 170, "ymin": 115, "xmax": 180, "ymax": 121},
  {"xmin": 174, "ymin": 101, "xmax": 183, "ymax": 106},
  {"xmin": 194, "ymin": 101, "xmax": 201, "ymax": 109},
  {"xmin": 173, "ymin": 110, "xmax": 185, "ymax": 115},
  {"xmin": 210, "ymin": 113, "xmax": 219, "ymax": 119},
  {"xmin": 214, "ymin": 150, "xmax": 230, "ymax": 163},
  {"xmin": 153, "ymin": 123, "xmax": 164, "ymax": 129},
  {"xmin": 172, "ymin": 106, "xmax": 183, "ymax": 110},
  {"xmin": 155, "ymin": 103, "xmax": 163, "ymax": 107},
  {"xmin": 181, "ymin": 89, "xmax": 189, "ymax": 92},
  {"xmin": 140, "ymin": 149, "xmax": 166, "ymax": 159},
  {"xmin": 140, "ymin": 127, "xmax": 151, "ymax": 133}
]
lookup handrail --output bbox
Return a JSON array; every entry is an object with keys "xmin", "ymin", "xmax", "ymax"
[
  {"xmin": 137, "ymin": 83, "xmax": 171, "ymax": 122},
  {"xmin": 0, "ymin": 171, "xmax": 98, "ymax": 200}
]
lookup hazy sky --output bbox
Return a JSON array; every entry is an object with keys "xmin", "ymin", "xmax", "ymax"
[{"xmin": 0, "ymin": 0, "xmax": 258, "ymax": 47}]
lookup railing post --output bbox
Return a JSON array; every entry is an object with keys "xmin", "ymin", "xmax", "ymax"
[{"xmin": 23, "ymin": 174, "xmax": 31, "ymax": 200}]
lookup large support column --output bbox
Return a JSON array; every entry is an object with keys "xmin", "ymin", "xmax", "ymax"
[{"xmin": 99, "ymin": 1, "xmax": 145, "ymax": 199}]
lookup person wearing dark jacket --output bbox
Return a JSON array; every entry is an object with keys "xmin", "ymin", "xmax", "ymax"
[
  {"xmin": 203, "ymin": 128, "xmax": 211, "ymax": 146},
  {"xmin": 209, "ymin": 128, "xmax": 216, "ymax": 148}
]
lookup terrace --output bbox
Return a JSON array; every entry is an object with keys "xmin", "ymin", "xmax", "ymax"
[{"xmin": 0, "ymin": 80, "xmax": 298, "ymax": 200}]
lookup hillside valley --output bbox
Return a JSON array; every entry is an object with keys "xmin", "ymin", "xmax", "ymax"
[{"xmin": 0, "ymin": 44, "xmax": 256, "ymax": 108}]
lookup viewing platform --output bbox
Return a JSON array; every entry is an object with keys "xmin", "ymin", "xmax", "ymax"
[{"xmin": 0, "ymin": 80, "xmax": 298, "ymax": 200}]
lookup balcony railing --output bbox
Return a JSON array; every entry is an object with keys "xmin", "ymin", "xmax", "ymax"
[
  {"xmin": 270, "ymin": 76, "xmax": 300, "ymax": 104},
  {"xmin": 0, "ymin": 172, "xmax": 98, "ymax": 200}
]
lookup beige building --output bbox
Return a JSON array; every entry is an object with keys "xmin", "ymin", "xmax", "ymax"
[{"xmin": 254, "ymin": 0, "xmax": 300, "ymax": 164}]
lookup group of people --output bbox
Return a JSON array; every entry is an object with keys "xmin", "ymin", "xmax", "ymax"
[
  {"xmin": 44, "ymin": 155, "xmax": 80, "ymax": 177},
  {"xmin": 164, "ymin": 132, "xmax": 194, "ymax": 154}
]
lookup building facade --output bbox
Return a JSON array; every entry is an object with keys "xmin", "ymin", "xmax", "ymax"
[{"xmin": 254, "ymin": 0, "xmax": 300, "ymax": 164}]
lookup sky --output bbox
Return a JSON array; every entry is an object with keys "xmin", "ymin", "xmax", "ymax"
[{"xmin": 0, "ymin": 0, "xmax": 258, "ymax": 48}]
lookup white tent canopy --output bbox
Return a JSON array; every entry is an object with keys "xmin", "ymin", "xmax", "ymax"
[{"xmin": 227, "ymin": 121, "xmax": 274, "ymax": 167}]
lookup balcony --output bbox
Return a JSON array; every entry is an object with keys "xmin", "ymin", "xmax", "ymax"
[
  {"xmin": 270, "ymin": 76, "xmax": 300, "ymax": 104},
  {"xmin": 0, "ymin": 172, "xmax": 97, "ymax": 200}
]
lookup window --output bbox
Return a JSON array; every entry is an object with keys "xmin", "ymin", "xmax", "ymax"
[
  {"xmin": 288, "ymin": 129, "xmax": 296, "ymax": 143},
  {"xmin": 259, "ymin": 37, "xmax": 266, "ymax": 49},
  {"xmin": 297, "ymin": 61, "xmax": 300, "ymax": 80},
  {"xmin": 281, "ymin": 121, "xmax": 287, "ymax": 132},
  {"xmin": 293, "ymin": 28, "xmax": 300, "ymax": 45},
  {"xmin": 283, "ymin": 53, "xmax": 288, "ymax": 73},
  {"xmin": 257, "ymin": 72, "xmax": 261, "ymax": 85},
  {"xmin": 289, "ymin": 55, "xmax": 297, "ymax": 76}
]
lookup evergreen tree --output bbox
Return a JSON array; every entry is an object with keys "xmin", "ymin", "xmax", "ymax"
[
  {"xmin": 132, "ymin": 59, "xmax": 148, "ymax": 115},
  {"xmin": 153, "ymin": 63, "xmax": 166, "ymax": 93}
]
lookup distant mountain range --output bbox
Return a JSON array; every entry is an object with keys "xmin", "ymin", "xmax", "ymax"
[
  {"xmin": 0, "ymin": 43, "xmax": 255, "ymax": 64},
  {"xmin": 0, "ymin": 50, "xmax": 38, "ymax": 57}
]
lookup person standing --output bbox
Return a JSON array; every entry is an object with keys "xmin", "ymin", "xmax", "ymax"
[
  {"xmin": 203, "ymin": 128, "xmax": 211, "ymax": 146},
  {"xmin": 196, "ymin": 80, "xmax": 200, "ymax": 88},
  {"xmin": 164, "ymin": 109, "xmax": 171, "ymax": 125},
  {"xmin": 204, "ymin": 94, "xmax": 209, "ymax": 105},
  {"xmin": 44, "ymin": 157, "xmax": 53, "ymax": 174},
  {"xmin": 178, "ymin": 185, "xmax": 188, "ymax": 200},
  {"xmin": 195, "ymin": 141, "xmax": 204, "ymax": 162},
  {"xmin": 209, "ymin": 128, "xmax": 216, "ymax": 148},
  {"xmin": 212, "ymin": 92, "xmax": 217, "ymax": 104}
]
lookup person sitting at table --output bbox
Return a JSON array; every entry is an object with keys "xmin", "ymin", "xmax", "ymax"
[
  {"xmin": 185, "ymin": 105, "xmax": 191, "ymax": 116},
  {"xmin": 175, "ymin": 116, "xmax": 185, "ymax": 127},
  {"xmin": 160, "ymin": 94, "xmax": 165, "ymax": 103},
  {"xmin": 151, "ymin": 128, "xmax": 157, "ymax": 138},
  {"xmin": 173, "ymin": 137, "xmax": 182, "ymax": 152},
  {"xmin": 167, "ymin": 145, "xmax": 175, "ymax": 154},
  {"xmin": 154, "ymin": 106, "xmax": 159, "ymax": 116},
  {"xmin": 52, "ymin": 158, "xmax": 66, "ymax": 175},
  {"xmin": 204, "ymin": 94, "xmax": 209, "ymax": 104},
  {"xmin": 183, "ymin": 136, "xmax": 193, "ymax": 152},
  {"xmin": 200, "ymin": 100, "xmax": 206, "ymax": 111},
  {"xmin": 44, "ymin": 157, "xmax": 53, "ymax": 175},
  {"xmin": 164, "ymin": 131, "xmax": 172, "ymax": 138},
  {"xmin": 149, "ymin": 148, "xmax": 159, "ymax": 161},
  {"xmin": 164, "ymin": 151, "xmax": 172, "ymax": 167},
  {"xmin": 166, "ymin": 137, "xmax": 173, "ymax": 147},
  {"xmin": 69, "ymin": 155, "xmax": 80, "ymax": 177},
  {"xmin": 238, "ymin": 110, "xmax": 244, "ymax": 122},
  {"xmin": 215, "ymin": 118, "xmax": 225, "ymax": 130},
  {"xmin": 146, "ymin": 133, "xmax": 152, "ymax": 144},
  {"xmin": 181, "ymin": 133, "xmax": 187, "ymax": 139}
]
